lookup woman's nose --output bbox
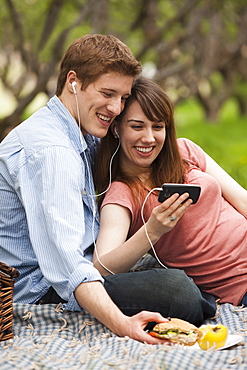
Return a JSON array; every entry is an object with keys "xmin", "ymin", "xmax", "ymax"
[{"xmin": 142, "ymin": 129, "xmax": 155, "ymax": 142}]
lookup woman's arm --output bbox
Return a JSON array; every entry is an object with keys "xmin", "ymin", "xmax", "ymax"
[
  {"xmin": 93, "ymin": 203, "xmax": 151, "ymax": 275},
  {"xmin": 93, "ymin": 193, "xmax": 192, "ymax": 275},
  {"xmin": 205, "ymin": 153, "xmax": 247, "ymax": 217}
]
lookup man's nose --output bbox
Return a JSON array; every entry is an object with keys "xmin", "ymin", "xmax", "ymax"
[{"xmin": 107, "ymin": 98, "xmax": 123, "ymax": 115}]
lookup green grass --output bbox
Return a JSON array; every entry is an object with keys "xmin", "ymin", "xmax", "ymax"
[{"xmin": 175, "ymin": 98, "xmax": 247, "ymax": 188}]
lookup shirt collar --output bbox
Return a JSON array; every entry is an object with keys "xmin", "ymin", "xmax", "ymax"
[{"xmin": 47, "ymin": 95, "xmax": 89, "ymax": 153}]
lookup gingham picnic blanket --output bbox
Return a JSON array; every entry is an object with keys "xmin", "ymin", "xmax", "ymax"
[{"xmin": 0, "ymin": 302, "xmax": 247, "ymax": 370}]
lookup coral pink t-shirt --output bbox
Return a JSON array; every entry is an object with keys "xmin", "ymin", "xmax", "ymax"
[{"xmin": 101, "ymin": 138, "xmax": 247, "ymax": 305}]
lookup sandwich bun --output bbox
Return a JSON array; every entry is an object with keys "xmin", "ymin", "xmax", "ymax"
[{"xmin": 149, "ymin": 318, "xmax": 202, "ymax": 346}]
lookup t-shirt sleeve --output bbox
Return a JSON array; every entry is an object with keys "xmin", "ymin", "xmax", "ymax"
[
  {"xmin": 101, "ymin": 182, "xmax": 135, "ymax": 216},
  {"xmin": 177, "ymin": 138, "xmax": 207, "ymax": 172}
]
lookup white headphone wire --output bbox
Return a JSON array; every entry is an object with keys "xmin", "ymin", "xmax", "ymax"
[
  {"xmin": 74, "ymin": 90, "xmax": 117, "ymax": 274},
  {"xmin": 140, "ymin": 188, "xmax": 168, "ymax": 269}
]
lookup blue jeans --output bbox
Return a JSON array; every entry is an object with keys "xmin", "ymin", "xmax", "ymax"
[
  {"xmin": 104, "ymin": 268, "xmax": 216, "ymax": 327},
  {"xmin": 240, "ymin": 292, "xmax": 247, "ymax": 306}
]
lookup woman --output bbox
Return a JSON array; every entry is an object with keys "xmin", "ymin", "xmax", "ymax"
[{"xmin": 93, "ymin": 76, "xmax": 247, "ymax": 307}]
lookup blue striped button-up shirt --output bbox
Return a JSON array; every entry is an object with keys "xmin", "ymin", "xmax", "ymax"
[{"xmin": 0, "ymin": 95, "xmax": 103, "ymax": 311}]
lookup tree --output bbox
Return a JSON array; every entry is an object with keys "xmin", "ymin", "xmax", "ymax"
[
  {"xmin": 132, "ymin": 0, "xmax": 247, "ymax": 122},
  {"xmin": 0, "ymin": 0, "xmax": 246, "ymax": 140},
  {"xmin": 0, "ymin": 0, "xmax": 102, "ymax": 138}
]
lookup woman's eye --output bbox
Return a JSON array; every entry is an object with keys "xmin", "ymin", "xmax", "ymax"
[
  {"xmin": 132, "ymin": 125, "xmax": 142, "ymax": 130},
  {"xmin": 154, "ymin": 125, "xmax": 165, "ymax": 130}
]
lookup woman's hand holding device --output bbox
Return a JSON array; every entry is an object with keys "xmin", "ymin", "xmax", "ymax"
[{"xmin": 145, "ymin": 191, "xmax": 193, "ymax": 244}]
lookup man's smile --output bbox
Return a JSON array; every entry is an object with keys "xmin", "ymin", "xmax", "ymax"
[{"xmin": 96, "ymin": 113, "xmax": 111, "ymax": 122}]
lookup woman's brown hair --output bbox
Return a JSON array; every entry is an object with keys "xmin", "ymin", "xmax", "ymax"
[{"xmin": 94, "ymin": 76, "xmax": 186, "ymax": 207}]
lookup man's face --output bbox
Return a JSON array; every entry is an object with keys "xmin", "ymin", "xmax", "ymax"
[{"xmin": 75, "ymin": 72, "xmax": 133, "ymax": 138}]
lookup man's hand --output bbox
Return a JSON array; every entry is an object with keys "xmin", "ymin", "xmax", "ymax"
[{"xmin": 117, "ymin": 311, "xmax": 170, "ymax": 344}]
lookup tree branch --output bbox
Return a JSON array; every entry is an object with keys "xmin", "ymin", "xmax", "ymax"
[
  {"xmin": 4, "ymin": 0, "xmax": 29, "ymax": 66},
  {"xmin": 38, "ymin": 0, "xmax": 66, "ymax": 51}
]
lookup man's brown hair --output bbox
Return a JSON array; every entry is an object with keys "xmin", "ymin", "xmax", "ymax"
[{"xmin": 56, "ymin": 34, "xmax": 142, "ymax": 96}]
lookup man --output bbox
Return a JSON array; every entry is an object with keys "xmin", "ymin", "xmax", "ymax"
[{"xmin": 0, "ymin": 34, "xmax": 215, "ymax": 343}]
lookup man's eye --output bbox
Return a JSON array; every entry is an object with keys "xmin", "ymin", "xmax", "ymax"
[{"xmin": 102, "ymin": 92, "xmax": 112, "ymax": 97}]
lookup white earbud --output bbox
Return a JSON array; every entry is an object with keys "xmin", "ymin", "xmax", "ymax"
[
  {"xmin": 114, "ymin": 127, "xmax": 119, "ymax": 138},
  {"xmin": 72, "ymin": 81, "xmax": 77, "ymax": 95}
]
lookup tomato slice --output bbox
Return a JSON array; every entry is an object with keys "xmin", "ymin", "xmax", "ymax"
[{"xmin": 149, "ymin": 331, "xmax": 164, "ymax": 338}]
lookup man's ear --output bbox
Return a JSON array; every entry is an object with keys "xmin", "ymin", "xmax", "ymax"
[{"xmin": 67, "ymin": 70, "xmax": 78, "ymax": 94}]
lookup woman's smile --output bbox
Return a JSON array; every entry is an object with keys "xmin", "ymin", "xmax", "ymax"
[{"xmin": 134, "ymin": 146, "xmax": 155, "ymax": 155}]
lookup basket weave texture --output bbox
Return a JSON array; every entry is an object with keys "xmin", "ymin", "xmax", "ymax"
[{"xmin": 0, "ymin": 262, "xmax": 19, "ymax": 341}]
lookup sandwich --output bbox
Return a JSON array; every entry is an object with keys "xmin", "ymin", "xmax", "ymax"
[{"xmin": 149, "ymin": 318, "xmax": 202, "ymax": 346}]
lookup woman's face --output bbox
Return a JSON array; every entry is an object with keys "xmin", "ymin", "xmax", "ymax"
[{"xmin": 116, "ymin": 100, "xmax": 166, "ymax": 177}]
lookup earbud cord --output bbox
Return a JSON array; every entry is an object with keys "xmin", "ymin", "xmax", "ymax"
[
  {"xmin": 75, "ymin": 88, "xmax": 120, "ymax": 197},
  {"xmin": 85, "ymin": 157, "xmax": 116, "ymax": 275},
  {"xmin": 87, "ymin": 145, "xmax": 120, "ymax": 275},
  {"xmin": 75, "ymin": 90, "xmax": 118, "ymax": 275},
  {"xmin": 75, "ymin": 92, "xmax": 166, "ymax": 273},
  {"xmin": 140, "ymin": 188, "xmax": 168, "ymax": 269}
]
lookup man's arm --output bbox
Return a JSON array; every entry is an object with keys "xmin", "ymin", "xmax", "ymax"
[{"xmin": 74, "ymin": 280, "xmax": 169, "ymax": 344}]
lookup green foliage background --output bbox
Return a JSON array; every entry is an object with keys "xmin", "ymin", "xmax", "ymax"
[
  {"xmin": 176, "ymin": 98, "xmax": 247, "ymax": 188},
  {"xmin": 1, "ymin": 0, "xmax": 246, "ymax": 188}
]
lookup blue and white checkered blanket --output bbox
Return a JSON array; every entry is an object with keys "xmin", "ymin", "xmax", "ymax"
[{"xmin": 0, "ymin": 302, "xmax": 247, "ymax": 369}]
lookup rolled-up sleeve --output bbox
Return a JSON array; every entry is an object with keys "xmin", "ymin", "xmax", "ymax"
[{"xmin": 64, "ymin": 260, "xmax": 104, "ymax": 311}]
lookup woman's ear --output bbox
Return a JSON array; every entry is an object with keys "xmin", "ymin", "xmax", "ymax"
[{"xmin": 111, "ymin": 123, "xmax": 119, "ymax": 138}]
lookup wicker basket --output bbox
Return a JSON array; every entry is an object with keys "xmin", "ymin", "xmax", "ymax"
[{"xmin": 0, "ymin": 262, "xmax": 19, "ymax": 341}]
